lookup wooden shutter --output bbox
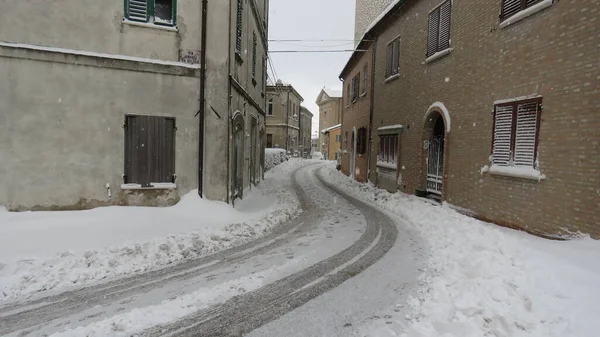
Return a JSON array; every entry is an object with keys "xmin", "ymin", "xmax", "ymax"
[
  {"xmin": 252, "ymin": 32, "xmax": 257, "ymax": 78},
  {"xmin": 526, "ymin": 0, "xmax": 544, "ymax": 7},
  {"xmin": 392, "ymin": 39, "xmax": 400, "ymax": 75},
  {"xmin": 236, "ymin": 0, "xmax": 243, "ymax": 53},
  {"xmin": 386, "ymin": 43, "xmax": 393, "ymax": 77},
  {"xmin": 513, "ymin": 101, "xmax": 539, "ymax": 167},
  {"xmin": 438, "ymin": 0, "xmax": 452, "ymax": 51},
  {"xmin": 501, "ymin": 0, "xmax": 523, "ymax": 20},
  {"xmin": 427, "ymin": 9, "xmax": 440, "ymax": 56},
  {"xmin": 492, "ymin": 105, "xmax": 515, "ymax": 166},
  {"xmin": 127, "ymin": 0, "xmax": 149, "ymax": 22}
]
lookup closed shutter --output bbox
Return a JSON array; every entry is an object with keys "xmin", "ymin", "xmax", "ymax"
[
  {"xmin": 427, "ymin": 9, "xmax": 439, "ymax": 57},
  {"xmin": 501, "ymin": 0, "xmax": 523, "ymax": 20},
  {"xmin": 438, "ymin": 0, "xmax": 452, "ymax": 51},
  {"xmin": 392, "ymin": 39, "xmax": 400, "ymax": 75},
  {"xmin": 386, "ymin": 43, "xmax": 393, "ymax": 77},
  {"xmin": 513, "ymin": 101, "xmax": 539, "ymax": 167},
  {"xmin": 252, "ymin": 32, "xmax": 257, "ymax": 78},
  {"xmin": 526, "ymin": 0, "xmax": 544, "ymax": 7},
  {"xmin": 492, "ymin": 105, "xmax": 515, "ymax": 166},
  {"xmin": 236, "ymin": 0, "xmax": 243, "ymax": 53},
  {"xmin": 127, "ymin": 0, "xmax": 149, "ymax": 22}
]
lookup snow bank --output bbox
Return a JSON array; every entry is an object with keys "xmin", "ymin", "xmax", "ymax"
[
  {"xmin": 320, "ymin": 164, "xmax": 600, "ymax": 337},
  {"xmin": 265, "ymin": 148, "xmax": 287, "ymax": 171},
  {"xmin": 0, "ymin": 160, "xmax": 304, "ymax": 302}
]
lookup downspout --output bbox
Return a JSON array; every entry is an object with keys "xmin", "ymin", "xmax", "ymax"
[
  {"xmin": 226, "ymin": 1, "xmax": 233, "ymax": 204},
  {"xmin": 285, "ymin": 90, "xmax": 290, "ymax": 152},
  {"xmin": 198, "ymin": 0, "xmax": 208, "ymax": 198},
  {"xmin": 367, "ymin": 39, "xmax": 377, "ymax": 183}
]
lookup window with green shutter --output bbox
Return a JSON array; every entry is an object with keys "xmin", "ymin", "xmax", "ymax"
[{"xmin": 125, "ymin": 0, "xmax": 177, "ymax": 26}]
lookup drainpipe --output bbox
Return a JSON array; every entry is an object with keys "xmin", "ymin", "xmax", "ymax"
[
  {"xmin": 367, "ymin": 39, "xmax": 377, "ymax": 183},
  {"xmin": 285, "ymin": 89, "xmax": 290, "ymax": 152},
  {"xmin": 198, "ymin": 0, "xmax": 208, "ymax": 198}
]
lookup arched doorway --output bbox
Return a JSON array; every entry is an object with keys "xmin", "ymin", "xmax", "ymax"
[{"xmin": 425, "ymin": 112, "xmax": 446, "ymax": 197}]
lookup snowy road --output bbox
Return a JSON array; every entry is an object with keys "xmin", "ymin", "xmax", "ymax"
[{"xmin": 0, "ymin": 163, "xmax": 422, "ymax": 337}]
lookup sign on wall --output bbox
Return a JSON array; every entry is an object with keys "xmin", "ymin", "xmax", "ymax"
[{"xmin": 179, "ymin": 49, "xmax": 201, "ymax": 64}]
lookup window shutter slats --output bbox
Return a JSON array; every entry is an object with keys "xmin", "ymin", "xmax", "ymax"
[
  {"xmin": 526, "ymin": 0, "xmax": 544, "ymax": 6},
  {"xmin": 392, "ymin": 40, "xmax": 400, "ymax": 75},
  {"xmin": 438, "ymin": 1, "xmax": 452, "ymax": 51},
  {"xmin": 427, "ymin": 10, "xmax": 439, "ymax": 56},
  {"xmin": 386, "ymin": 44, "xmax": 392, "ymax": 77},
  {"xmin": 492, "ymin": 105, "xmax": 514, "ymax": 166},
  {"xmin": 513, "ymin": 102, "xmax": 539, "ymax": 167},
  {"xmin": 236, "ymin": 0, "xmax": 243, "ymax": 54},
  {"xmin": 502, "ymin": 0, "xmax": 523, "ymax": 20},
  {"xmin": 128, "ymin": 0, "xmax": 149, "ymax": 22}
]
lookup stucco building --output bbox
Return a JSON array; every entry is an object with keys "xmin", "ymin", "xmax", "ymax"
[
  {"xmin": 265, "ymin": 81, "xmax": 304, "ymax": 156},
  {"xmin": 316, "ymin": 88, "xmax": 343, "ymax": 159},
  {"xmin": 345, "ymin": 0, "xmax": 599, "ymax": 238},
  {"xmin": 300, "ymin": 106, "xmax": 314, "ymax": 158},
  {"xmin": 0, "ymin": 0, "xmax": 269, "ymax": 209}
]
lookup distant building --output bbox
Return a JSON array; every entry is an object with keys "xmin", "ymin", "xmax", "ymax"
[
  {"xmin": 316, "ymin": 88, "xmax": 343, "ymax": 159},
  {"xmin": 0, "ymin": 0, "xmax": 269, "ymax": 209},
  {"xmin": 299, "ymin": 106, "xmax": 314, "ymax": 158},
  {"xmin": 266, "ymin": 81, "xmax": 304, "ymax": 156}
]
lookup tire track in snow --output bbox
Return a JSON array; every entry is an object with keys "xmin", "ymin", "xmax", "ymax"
[
  {"xmin": 0, "ymin": 163, "xmax": 327, "ymax": 336},
  {"xmin": 140, "ymin": 166, "xmax": 398, "ymax": 337}
]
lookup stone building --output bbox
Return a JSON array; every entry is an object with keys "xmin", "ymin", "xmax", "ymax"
[
  {"xmin": 344, "ymin": 0, "xmax": 599, "ymax": 238},
  {"xmin": 300, "ymin": 106, "xmax": 314, "ymax": 158},
  {"xmin": 265, "ymin": 81, "xmax": 304, "ymax": 156},
  {"xmin": 0, "ymin": 0, "xmax": 269, "ymax": 209}
]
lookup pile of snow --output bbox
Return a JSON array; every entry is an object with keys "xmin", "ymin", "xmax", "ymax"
[
  {"xmin": 319, "ymin": 164, "xmax": 600, "ymax": 337},
  {"xmin": 0, "ymin": 160, "xmax": 304, "ymax": 302},
  {"xmin": 265, "ymin": 148, "xmax": 288, "ymax": 171}
]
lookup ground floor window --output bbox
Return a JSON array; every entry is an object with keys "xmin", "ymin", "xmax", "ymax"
[
  {"xmin": 124, "ymin": 115, "xmax": 176, "ymax": 186},
  {"xmin": 492, "ymin": 97, "xmax": 542, "ymax": 168},
  {"xmin": 378, "ymin": 134, "xmax": 398, "ymax": 164}
]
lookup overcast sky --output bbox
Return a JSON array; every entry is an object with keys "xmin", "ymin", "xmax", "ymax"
[{"xmin": 268, "ymin": 0, "xmax": 355, "ymax": 137}]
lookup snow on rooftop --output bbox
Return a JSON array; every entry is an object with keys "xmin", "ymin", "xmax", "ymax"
[
  {"xmin": 377, "ymin": 124, "xmax": 403, "ymax": 131},
  {"xmin": 323, "ymin": 88, "xmax": 343, "ymax": 98},
  {"xmin": 359, "ymin": 0, "xmax": 403, "ymax": 43},
  {"xmin": 0, "ymin": 42, "xmax": 201, "ymax": 69},
  {"xmin": 321, "ymin": 124, "xmax": 342, "ymax": 133}
]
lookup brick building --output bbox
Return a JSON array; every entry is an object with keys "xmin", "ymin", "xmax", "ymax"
[
  {"xmin": 340, "ymin": 41, "xmax": 373, "ymax": 182},
  {"xmin": 345, "ymin": 0, "xmax": 599, "ymax": 238}
]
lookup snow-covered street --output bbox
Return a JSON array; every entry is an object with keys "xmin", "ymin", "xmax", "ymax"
[{"xmin": 0, "ymin": 159, "xmax": 598, "ymax": 337}]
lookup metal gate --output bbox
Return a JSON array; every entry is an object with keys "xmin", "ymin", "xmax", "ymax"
[{"xmin": 426, "ymin": 136, "xmax": 444, "ymax": 194}]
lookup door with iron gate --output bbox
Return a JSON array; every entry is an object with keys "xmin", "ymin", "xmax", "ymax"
[{"xmin": 426, "ymin": 116, "xmax": 445, "ymax": 195}]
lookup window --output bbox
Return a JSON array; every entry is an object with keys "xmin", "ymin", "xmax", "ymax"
[
  {"xmin": 336, "ymin": 134, "xmax": 342, "ymax": 143},
  {"xmin": 235, "ymin": 0, "xmax": 244, "ymax": 54},
  {"xmin": 267, "ymin": 98, "xmax": 273, "ymax": 116},
  {"xmin": 357, "ymin": 127, "xmax": 368, "ymax": 155},
  {"xmin": 252, "ymin": 32, "xmax": 257, "ymax": 81},
  {"xmin": 492, "ymin": 98, "xmax": 542, "ymax": 168},
  {"xmin": 386, "ymin": 37, "xmax": 400, "ymax": 78},
  {"xmin": 351, "ymin": 73, "xmax": 360, "ymax": 102},
  {"xmin": 378, "ymin": 134, "xmax": 398, "ymax": 164},
  {"xmin": 267, "ymin": 134, "xmax": 273, "ymax": 148},
  {"xmin": 427, "ymin": 0, "xmax": 451, "ymax": 57},
  {"xmin": 125, "ymin": 0, "xmax": 176, "ymax": 26},
  {"xmin": 501, "ymin": 0, "xmax": 545, "ymax": 21},
  {"xmin": 124, "ymin": 115, "xmax": 176, "ymax": 186},
  {"xmin": 361, "ymin": 64, "xmax": 368, "ymax": 95}
]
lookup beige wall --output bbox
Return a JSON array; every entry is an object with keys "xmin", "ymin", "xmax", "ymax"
[
  {"xmin": 317, "ymin": 95, "xmax": 342, "ymax": 153},
  {"xmin": 266, "ymin": 85, "xmax": 303, "ymax": 154}
]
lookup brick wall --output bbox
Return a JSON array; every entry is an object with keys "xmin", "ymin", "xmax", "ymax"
[{"xmin": 369, "ymin": 0, "xmax": 599, "ymax": 238}]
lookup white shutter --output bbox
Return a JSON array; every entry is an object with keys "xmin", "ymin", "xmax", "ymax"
[
  {"xmin": 127, "ymin": 0, "xmax": 149, "ymax": 22},
  {"xmin": 514, "ymin": 102, "xmax": 539, "ymax": 167},
  {"xmin": 502, "ymin": 0, "xmax": 522, "ymax": 20},
  {"xmin": 492, "ymin": 105, "xmax": 514, "ymax": 166},
  {"xmin": 438, "ymin": 0, "xmax": 452, "ymax": 51}
]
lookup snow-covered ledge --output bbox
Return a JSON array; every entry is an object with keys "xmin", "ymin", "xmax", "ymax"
[
  {"xmin": 425, "ymin": 48, "xmax": 453, "ymax": 64},
  {"xmin": 384, "ymin": 73, "xmax": 400, "ymax": 83},
  {"xmin": 499, "ymin": 0, "xmax": 554, "ymax": 29},
  {"xmin": 122, "ymin": 18, "xmax": 178, "ymax": 32},
  {"xmin": 482, "ymin": 165, "xmax": 546, "ymax": 181},
  {"xmin": 377, "ymin": 161, "xmax": 398, "ymax": 170},
  {"xmin": 121, "ymin": 183, "xmax": 177, "ymax": 190}
]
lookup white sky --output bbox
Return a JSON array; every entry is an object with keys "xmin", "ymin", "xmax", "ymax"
[{"xmin": 268, "ymin": 0, "xmax": 355, "ymax": 137}]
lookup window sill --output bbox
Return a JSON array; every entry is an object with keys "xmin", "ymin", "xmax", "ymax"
[
  {"xmin": 377, "ymin": 161, "xmax": 398, "ymax": 170},
  {"xmin": 482, "ymin": 165, "xmax": 546, "ymax": 181},
  {"xmin": 360, "ymin": 91, "xmax": 367, "ymax": 98},
  {"xmin": 425, "ymin": 48, "xmax": 453, "ymax": 64},
  {"xmin": 121, "ymin": 183, "xmax": 177, "ymax": 190},
  {"xmin": 384, "ymin": 73, "xmax": 400, "ymax": 83},
  {"xmin": 122, "ymin": 18, "xmax": 178, "ymax": 32},
  {"xmin": 499, "ymin": 0, "xmax": 553, "ymax": 29}
]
